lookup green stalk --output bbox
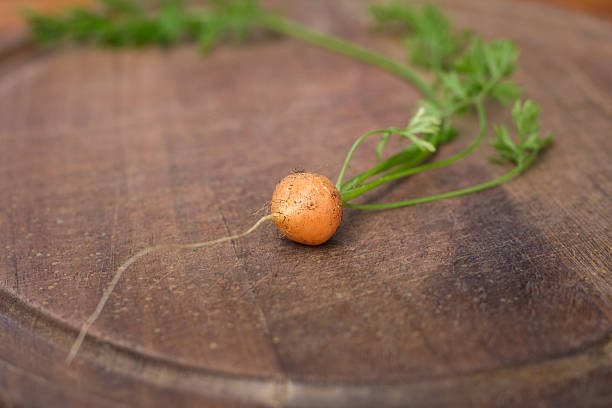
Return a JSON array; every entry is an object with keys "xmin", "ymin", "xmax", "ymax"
[
  {"xmin": 337, "ymin": 70, "xmax": 509, "ymax": 204},
  {"xmin": 340, "ymin": 144, "xmax": 429, "ymax": 190},
  {"xmin": 336, "ymin": 129, "xmax": 389, "ymax": 189},
  {"xmin": 341, "ymin": 100, "xmax": 486, "ymax": 201},
  {"xmin": 344, "ymin": 153, "xmax": 535, "ymax": 210},
  {"xmin": 260, "ymin": 13, "xmax": 438, "ymax": 104},
  {"xmin": 442, "ymin": 80, "xmax": 499, "ymax": 117},
  {"xmin": 340, "ymin": 122, "xmax": 447, "ymax": 192}
]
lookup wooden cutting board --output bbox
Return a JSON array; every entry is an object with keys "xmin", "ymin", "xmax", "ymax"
[{"xmin": 1, "ymin": 0, "xmax": 611, "ymax": 406}]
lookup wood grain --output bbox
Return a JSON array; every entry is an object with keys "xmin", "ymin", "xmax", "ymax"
[{"xmin": 1, "ymin": 0, "xmax": 611, "ymax": 407}]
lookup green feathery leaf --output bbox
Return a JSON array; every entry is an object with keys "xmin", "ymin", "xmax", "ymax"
[
  {"xmin": 370, "ymin": 1, "xmax": 467, "ymax": 70},
  {"xmin": 490, "ymin": 100, "xmax": 553, "ymax": 165},
  {"xmin": 24, "ymin": 0, "xmax": 263, "ymax": 50}
]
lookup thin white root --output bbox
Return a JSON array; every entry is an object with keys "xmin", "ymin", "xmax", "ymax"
[{"xmin": 65, "ymin": 214, "xmax": 276, "ymax": 366}]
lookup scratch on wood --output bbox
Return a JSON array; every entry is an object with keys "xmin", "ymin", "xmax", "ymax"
[{"xmin": 8, "ymin": 196, "xmax": 19, "ymax": 294}]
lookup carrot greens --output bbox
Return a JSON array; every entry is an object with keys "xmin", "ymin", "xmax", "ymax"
[
  {"xmin": 26, "ymin": 0, "xmax": 556, "ymax": 365},
  {"xmin": 25, "ymin": 0, "xmax": 552, "ymax": 210}
]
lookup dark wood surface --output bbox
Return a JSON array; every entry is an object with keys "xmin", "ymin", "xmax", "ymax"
[{"xmin": 1, "ymin": 0, "xmax": 611, "ymax": 407}]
